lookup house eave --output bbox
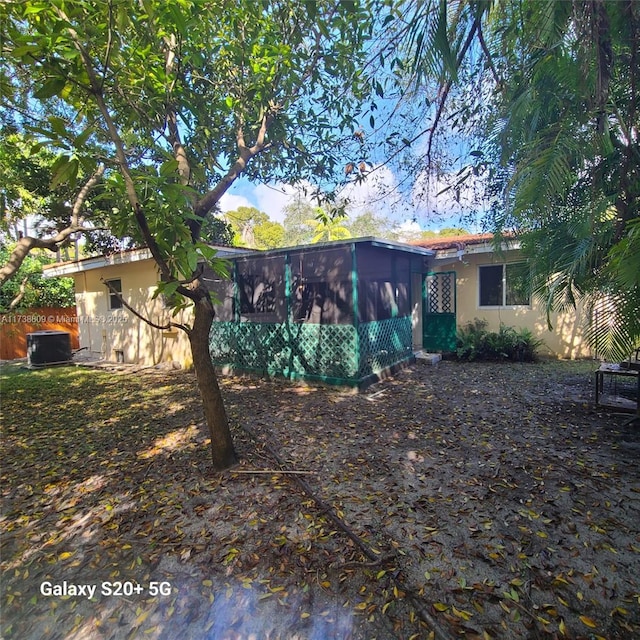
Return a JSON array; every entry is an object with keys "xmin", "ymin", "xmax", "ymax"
[
  {"xmin": 229, "ymin": 237, "xmax": 435, "ymax": 261},
  {"xmin": 43, "ymin": 248, "xmax": 154, "ymax": 277},
  {"xmin": 42, "ymin": 246, "xmax": 247, "ymax": 278},
  {"xmin": 432, "ymin": 240, "xmax": 521, "ymax": 262}
]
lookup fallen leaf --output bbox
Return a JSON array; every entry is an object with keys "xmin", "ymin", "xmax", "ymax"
[{"xmin": 579, "ymin": 615, "xmax": 598, "ymax": 628}]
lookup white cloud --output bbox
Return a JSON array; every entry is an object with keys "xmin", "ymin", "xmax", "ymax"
[
  {"xmin": 218, "ymin": 180, "xmax": 318, "ymax": 223},
  {"xmin": 394, "ymin": 219, "xmax": 423, "ymax": 242},
  {"xmin": 253, "ymin": 182, "xmax": 312, "ymax": 223},
  {"xmin": 218, "ymin": 191, "xmax": 253, "ymax": 213},
  {"xmin": 219, "ymin": 165, "xmax": 487, "ymax": 232},
  {"xmin": 337, "ymin": 164, "xmax": 400, "ymax": 219}
]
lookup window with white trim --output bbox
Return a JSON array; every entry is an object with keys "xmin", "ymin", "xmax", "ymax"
[
  {"xmin": 105, "ymin": 278, "xmax": 123, "ymax": 310},
  {"xmin": 479, "ymin": 263, "xmax": 530, "ymax": 307}
]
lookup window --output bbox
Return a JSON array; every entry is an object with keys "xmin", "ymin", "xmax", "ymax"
[
  {"xmin": 235, "ymin": 256, "xmax": 286, "ymax": 322},
  {"xmin": 479, "ymin": 263, "xmax": 530, "ymax": 307},
  {"xmin": 290, "ymin": 249, "xmax": 352, "ymax": 325},
  {"xmin": 105, "ymin": 279, "xmax": 123, "ymax": 310},
  {"xmin": 292, "ymin": 280, "xmax": 351, "ymax": 324},
  {"xmin": 238, "ymin": 274, "xmax": 277, "ymax": 314}
]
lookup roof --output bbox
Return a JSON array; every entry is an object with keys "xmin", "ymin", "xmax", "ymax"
[
  {"xmin": 42, "ymin": 245, "xmax": 247, "ymax": 278},
  {"xmin": 43, "ymin": 238, "xmax": 433, "ymax": 278},
  {"xmin": 410, "ymin": 233, "xmax": 495, "ymax": 251},
  {"xmin": 206, "ymin": 237, "xmax": 435, "ymax": 261},
  {"xmin": 410, "ymin": 232, "xmax": 520, "ymax": 258}
]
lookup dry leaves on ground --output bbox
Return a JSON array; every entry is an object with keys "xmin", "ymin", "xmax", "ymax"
[{"xmin": 1, "ymin": 359, "xmax": 639, "ymax": 639}]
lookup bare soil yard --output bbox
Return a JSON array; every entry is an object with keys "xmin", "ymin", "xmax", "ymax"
[{"xmin": 1, "ymin": 359, "xmax": 639, "ymax": 639}]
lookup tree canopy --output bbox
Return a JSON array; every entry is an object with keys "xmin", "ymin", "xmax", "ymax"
[
  {"xmin": 388, "ymin": 0, "xmax": 640, "ymax": 359},
  {"xmin": 0, "ymin": 247, "xmax": 75, "ymax": 312},
  {"xmin": 224, "ymin": 206, "xmax": 285, "ymax": 249},
  {"xmin": 0, "ymin": 0, "xmax": 381, "ymax": 469}
]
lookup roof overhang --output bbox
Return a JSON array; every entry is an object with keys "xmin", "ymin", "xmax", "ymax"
[
  {"xmin": 228, "ymin": 237, "xmax": 434, "ymax": 261},
  {"xmin": 432, "ymin": 238, "xmax": 521, "ymax": 261},
  {"xmin": 42, "ymin": 246, "xmax": 247, "ymax": 278}
]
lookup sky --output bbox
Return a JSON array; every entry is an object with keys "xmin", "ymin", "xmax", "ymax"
[
  {"xmin": 218, "ymin": 165, "xmax": 488, "ymax": 234},
  {"xmin": 199, "ymin": 4, "xmax": 494, "ymax": 238},
  {"xmin": 216, "ymin": 89, "xmax": 491, "ymax": 236},
  {"xmin": 218, "ymin": 18, "xmax": 493, "ymax": 237}
]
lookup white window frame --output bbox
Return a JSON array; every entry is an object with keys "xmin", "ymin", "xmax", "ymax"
[
  {"xmin": 478, "ymin": 263, "xmax": 530, "ymax": 308},
  {"xmin": 105, "ymin": 278, "xmax": 123, "ymax": 310}
]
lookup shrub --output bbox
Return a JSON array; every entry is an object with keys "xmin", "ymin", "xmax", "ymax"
[
  {"xmin": 456, "ymin": 318, "xmax": 543, "ymax": 362},
  {"xmin": 0, "ymin": 247, "xmax": 75, "ymax": 311}
]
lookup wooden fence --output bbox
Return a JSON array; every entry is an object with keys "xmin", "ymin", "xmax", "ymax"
[{"xmin": 0, "ymin": 307, "xmax": 80, "ymax": 360}]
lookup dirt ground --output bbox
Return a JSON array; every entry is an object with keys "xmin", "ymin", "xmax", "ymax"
[{"xmin": 1, "ymin": 359, "xmax": 639, "ymax": 639}]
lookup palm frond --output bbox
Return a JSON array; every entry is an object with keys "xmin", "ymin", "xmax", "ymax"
[{"xmin": 586, "ymin": 290, "xmax": 640, "ymax": 362}]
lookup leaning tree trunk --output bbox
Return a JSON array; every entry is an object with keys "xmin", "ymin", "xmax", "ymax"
[{"xmin": 189, "ymin": 287, "xmax": 238, "ymax": 471}]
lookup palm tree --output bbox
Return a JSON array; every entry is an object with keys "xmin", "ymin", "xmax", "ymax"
[
  {"xmin": 307, "ymin": 207, "xmax": 352, "ymax": 243},
  {"xmin": 399, "ymin": 0, "xmax": 640, "ymax": 360}
]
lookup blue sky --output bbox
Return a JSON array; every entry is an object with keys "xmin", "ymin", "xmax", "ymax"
[{"xmin": 218, "ymin": 167, "xmax": 487, "ymax": 234}]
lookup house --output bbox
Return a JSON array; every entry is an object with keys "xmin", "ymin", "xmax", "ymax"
[
  {"xmin": 44, "ymin": 239, "xmax": 434, "ymax": 386},
  {"xmin": 411, "ymin": 233, "xmax": 593, "ymax": 359},
  {"xmin": 43, "ymin": 245, "xmax": 246, "ymax": 369},
  {"xmin": 43, "ymin": 234, "xmax": 591, "ymax": 386}
]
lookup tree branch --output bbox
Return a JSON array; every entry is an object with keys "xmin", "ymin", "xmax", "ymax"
[
  {"xmin": 8, "ymin": 276, "xmax": 29, "ymax": 310},
  {"xmin": 54, "ymin": 6, "xmax": 175, "ymax": 285},
  {"xmin": 426, "ymin": 15, "xmax": 481, "ymax": 165},
  {"xmin": 194, "ymin": 113, "xmax": 274, "ymax": 226},
  {"xmin": 0, "ymin": 165, "xmax": 105, "ymax": 286},
  {"xmin": 477, "ymin": 20, "xmax": 502, "ymax": 88},
  {"xmin": 101, "ymin": 278, "xmax": 190, "ymax": 334},
  {"xmin": 164, "ymin": 33, "xmax": 192, "ymax": 187},
  {"xmin": 71, "ymin": 164, "xmax": 105, "ymax": 225}
]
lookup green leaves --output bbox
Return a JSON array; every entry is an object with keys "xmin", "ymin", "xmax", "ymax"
[
  {"xmin": 50, "ymin": 155, "xmax": 79, "ymax": 189},
  {"xmin": 2, "ymin": 0, "xmax": 380, "ymax": 293},
  {"xmin": 33, "ymin": 77, "xmax": 68, "ymax": 100},
  {"xmin": 392, "ymin": 0, "xmax": 640, "ymax": 358}
]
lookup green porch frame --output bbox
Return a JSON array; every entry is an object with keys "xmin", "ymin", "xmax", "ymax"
[
  {"xmin": 207, "ymin": 239, "xmax": 431, "ymax": 387},
  {"xmin": 209, "ymin": 316, "xmax": 414, "ymax": 387}
]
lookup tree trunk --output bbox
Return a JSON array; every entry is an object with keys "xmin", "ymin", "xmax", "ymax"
[{"xmin": 189, "ymin": 287, "xmax": 238, "ymax": 471}]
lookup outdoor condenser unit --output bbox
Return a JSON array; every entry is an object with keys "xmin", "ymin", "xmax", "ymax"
[{"xmin": 26, "ymin": 331, "xmax": 72, "ymax": 368}]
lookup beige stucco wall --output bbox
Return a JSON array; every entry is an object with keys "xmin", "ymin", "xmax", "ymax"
[
  {"xmin": 434, "ymin": 250, "xmax": 593, "ymax": 359},
  {"xmin": 73, "ymin": 260, "xmax": 194, "ymax": 367}
]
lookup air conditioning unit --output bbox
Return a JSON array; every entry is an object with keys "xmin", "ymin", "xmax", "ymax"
[{"xmin": 27, "ymin": 331, "xmax": 72, "ymax": 368}]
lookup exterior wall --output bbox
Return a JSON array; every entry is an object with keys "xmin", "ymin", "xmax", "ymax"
[
  {"xmin": 433, "ymin": 250, "xmax": 593, "ymax": 359},
  {"xmin": 73, "ymin": 260, "xmax": 194, "ymax": 367}
]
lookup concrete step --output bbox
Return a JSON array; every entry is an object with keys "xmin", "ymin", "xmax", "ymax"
[{"xmin": 414, "ymin": 351, "xmax": 442, "ymax": 365}]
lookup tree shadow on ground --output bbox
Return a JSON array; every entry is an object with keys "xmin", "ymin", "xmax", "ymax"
[{"xmin": 2, "ymin": 360, "xmax": 639, "ymax": 639}]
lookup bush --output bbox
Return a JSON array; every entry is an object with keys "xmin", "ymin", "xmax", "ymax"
[
  {"xmin": 0, "ymin": 246, "xmax": 75, "ymax": 311},
  {"xmin": 456, "ymin": 318, "xmax": 543, "ymax": 362}
]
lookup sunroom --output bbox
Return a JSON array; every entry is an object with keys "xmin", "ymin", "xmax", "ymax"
[{"xmin": 206, "ymin": 238, "xmax": 433, "ymax": 387}]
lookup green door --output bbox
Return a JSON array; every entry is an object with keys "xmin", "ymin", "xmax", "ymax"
[{"xmin": 423, "ymin": 271, "xmax": 457, "ymax": 352}]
